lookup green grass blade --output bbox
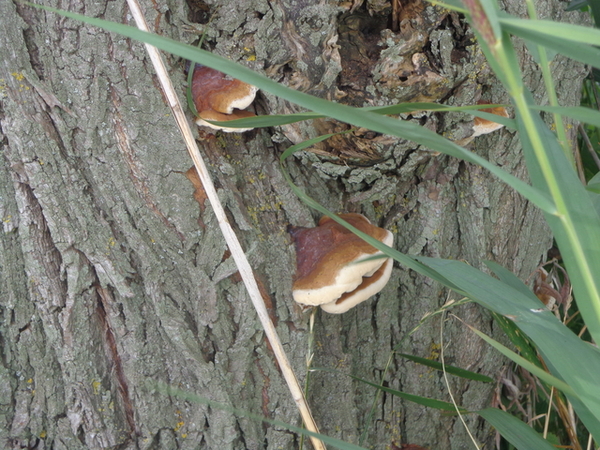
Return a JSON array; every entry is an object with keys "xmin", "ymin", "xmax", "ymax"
[
  {"xmin": 516, "ymin": 106, "xmax": 600, "ymax": 346},
  {"xmin": 499, "ymin": 17, "xmax": 600, "ymax": 45},
  {"xmin": 429, "ymin": 0, "xmax": 468, "ymax": 13},
  {"xmin": 478, "ymin": 0, "xmax": 502, "ymax": 44},
  {"xmin": 588, "ymin": 183, "xmax": 600, "ymax": 194},
  {"xmin": 204, "ymin": 103, "xmax": 515, "ymax": 130},
  {"xmin": 186, "ymin": 66, "xmax": 197, "ymax": 116},
  {"xmin": 531, "ymin": 105, "xmax": 600, "ymax": 128},
  {"xmin": 367, "ymin": 102, "xmax": 510, "ymax": 114},
  {"xmin": 354, "ymin": 378, "xmax": 465, "ymax": 413},
  {"xmin": 465, "ymin": 324, "xmax": 576, "ymax": 396},
  {"xmin": 521, "ymin": 0, "xmax": 570, "ymax": 156},
  {"xmin": 484, "ymin": 261, "xmax": 540, "ymax": 302},
  {"xmin": 490, "ymin": 312, "xmax": 542, "ymax": 369},
  {"xmin": 590, "ymin": 0, "xmax": 600, "ymax": 28},
  {"xmin": 397, "ymin": 353, "xmax": 494, "ymax": 382},
  {"xmin": 478, "ymin": 261, "xmax": 544, "ymax": 368},
  {"xmin": 564, "ymin": 0, "xmax": 588, "ymax": 11},
  {"xmin": 500, "ymin": 18, "xmax": 600, "ymax": 68},
  {"xmin": 478, "ymin": 408, "xmax": 557, "ymax": 450},
  {"xmin": 207, "ymin": 111, "xmax": 324, "ymax": 128},
  {"xmin": 588, "ymin": 173, "xmax": 600, "ymax": 194},
  {"xmin": 329, "ymin": 371, "xmax": 467, "ymax": 413},
  {"xmin": 33, "ymin": 3, "xmax": 555, "ymax": 214}
]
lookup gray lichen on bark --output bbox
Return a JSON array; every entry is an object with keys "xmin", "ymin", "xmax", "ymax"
[{"xmin": 0, "ymin": 0, "xmax": 589, "ymax": 449}]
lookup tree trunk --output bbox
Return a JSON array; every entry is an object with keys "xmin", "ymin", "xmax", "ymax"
[{"xmin": 0, "ymin": 0, "xmax": 587, "ymax": 449}]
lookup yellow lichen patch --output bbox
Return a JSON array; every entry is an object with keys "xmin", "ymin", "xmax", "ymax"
[
  {"xmin": 243, "ymin": 47, "xmax": 256, "ymax": 61},
  {"xmin": 11, "ymin": 72, "xmax": 29, "ymax": 92},
  {"xmin": 92, "ymin": 380, "xmax": 102, "ymax": 394},
  {"xmin": 429, "ymin": 342, "xmax": 441, "ymax": 360}
]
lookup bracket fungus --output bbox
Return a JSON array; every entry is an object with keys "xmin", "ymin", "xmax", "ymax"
[
  {"xmin": 289, "ymin": 214, "xmax": 394, "ymax": 314},
  {"xmin": 454, "ymin": 102, "xmax": 509, "ymax": 147},
  {"xmin": 191, "ymin": 64, "xmax": 258, "ymax": 133},
  {"xmin": 472, "ymin": 102, "xmax": 509, "ymax": 137}
]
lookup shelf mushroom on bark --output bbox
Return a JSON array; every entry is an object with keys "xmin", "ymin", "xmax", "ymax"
[
  {"xmin": 454, "ymin": 102, "xmax": 510, "ymax": 147},
  {"xmin": 472, "ymin": 103, "xmax": 509, "ymax": 137},
  {"xmin": 289, "ymin": 214, "xmax": 394, "ymax": 314},
  {"xmin": 191, "ymin": 64, "xmax": 258, "ymax": 133}
]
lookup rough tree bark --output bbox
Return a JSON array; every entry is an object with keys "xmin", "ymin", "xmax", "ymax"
[{"xmin": 0, "ymin": 0, "xmax": 588, "ymax": 449}]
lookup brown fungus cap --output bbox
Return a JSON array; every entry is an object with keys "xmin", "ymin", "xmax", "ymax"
[
  {"xmin": 289, "ymin": 213, "xmax": 394, "ymax": 314},
  {"xmin": 320, "ymin": 258, "xmax": 393, "ymax": 314},
  {"xmin": 472, "ymin": 102, "xmax": 509, "ymax": 137},
  {"xmin": 191, "ymin": 65, "xmax": 258, "ymax": 133}
]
